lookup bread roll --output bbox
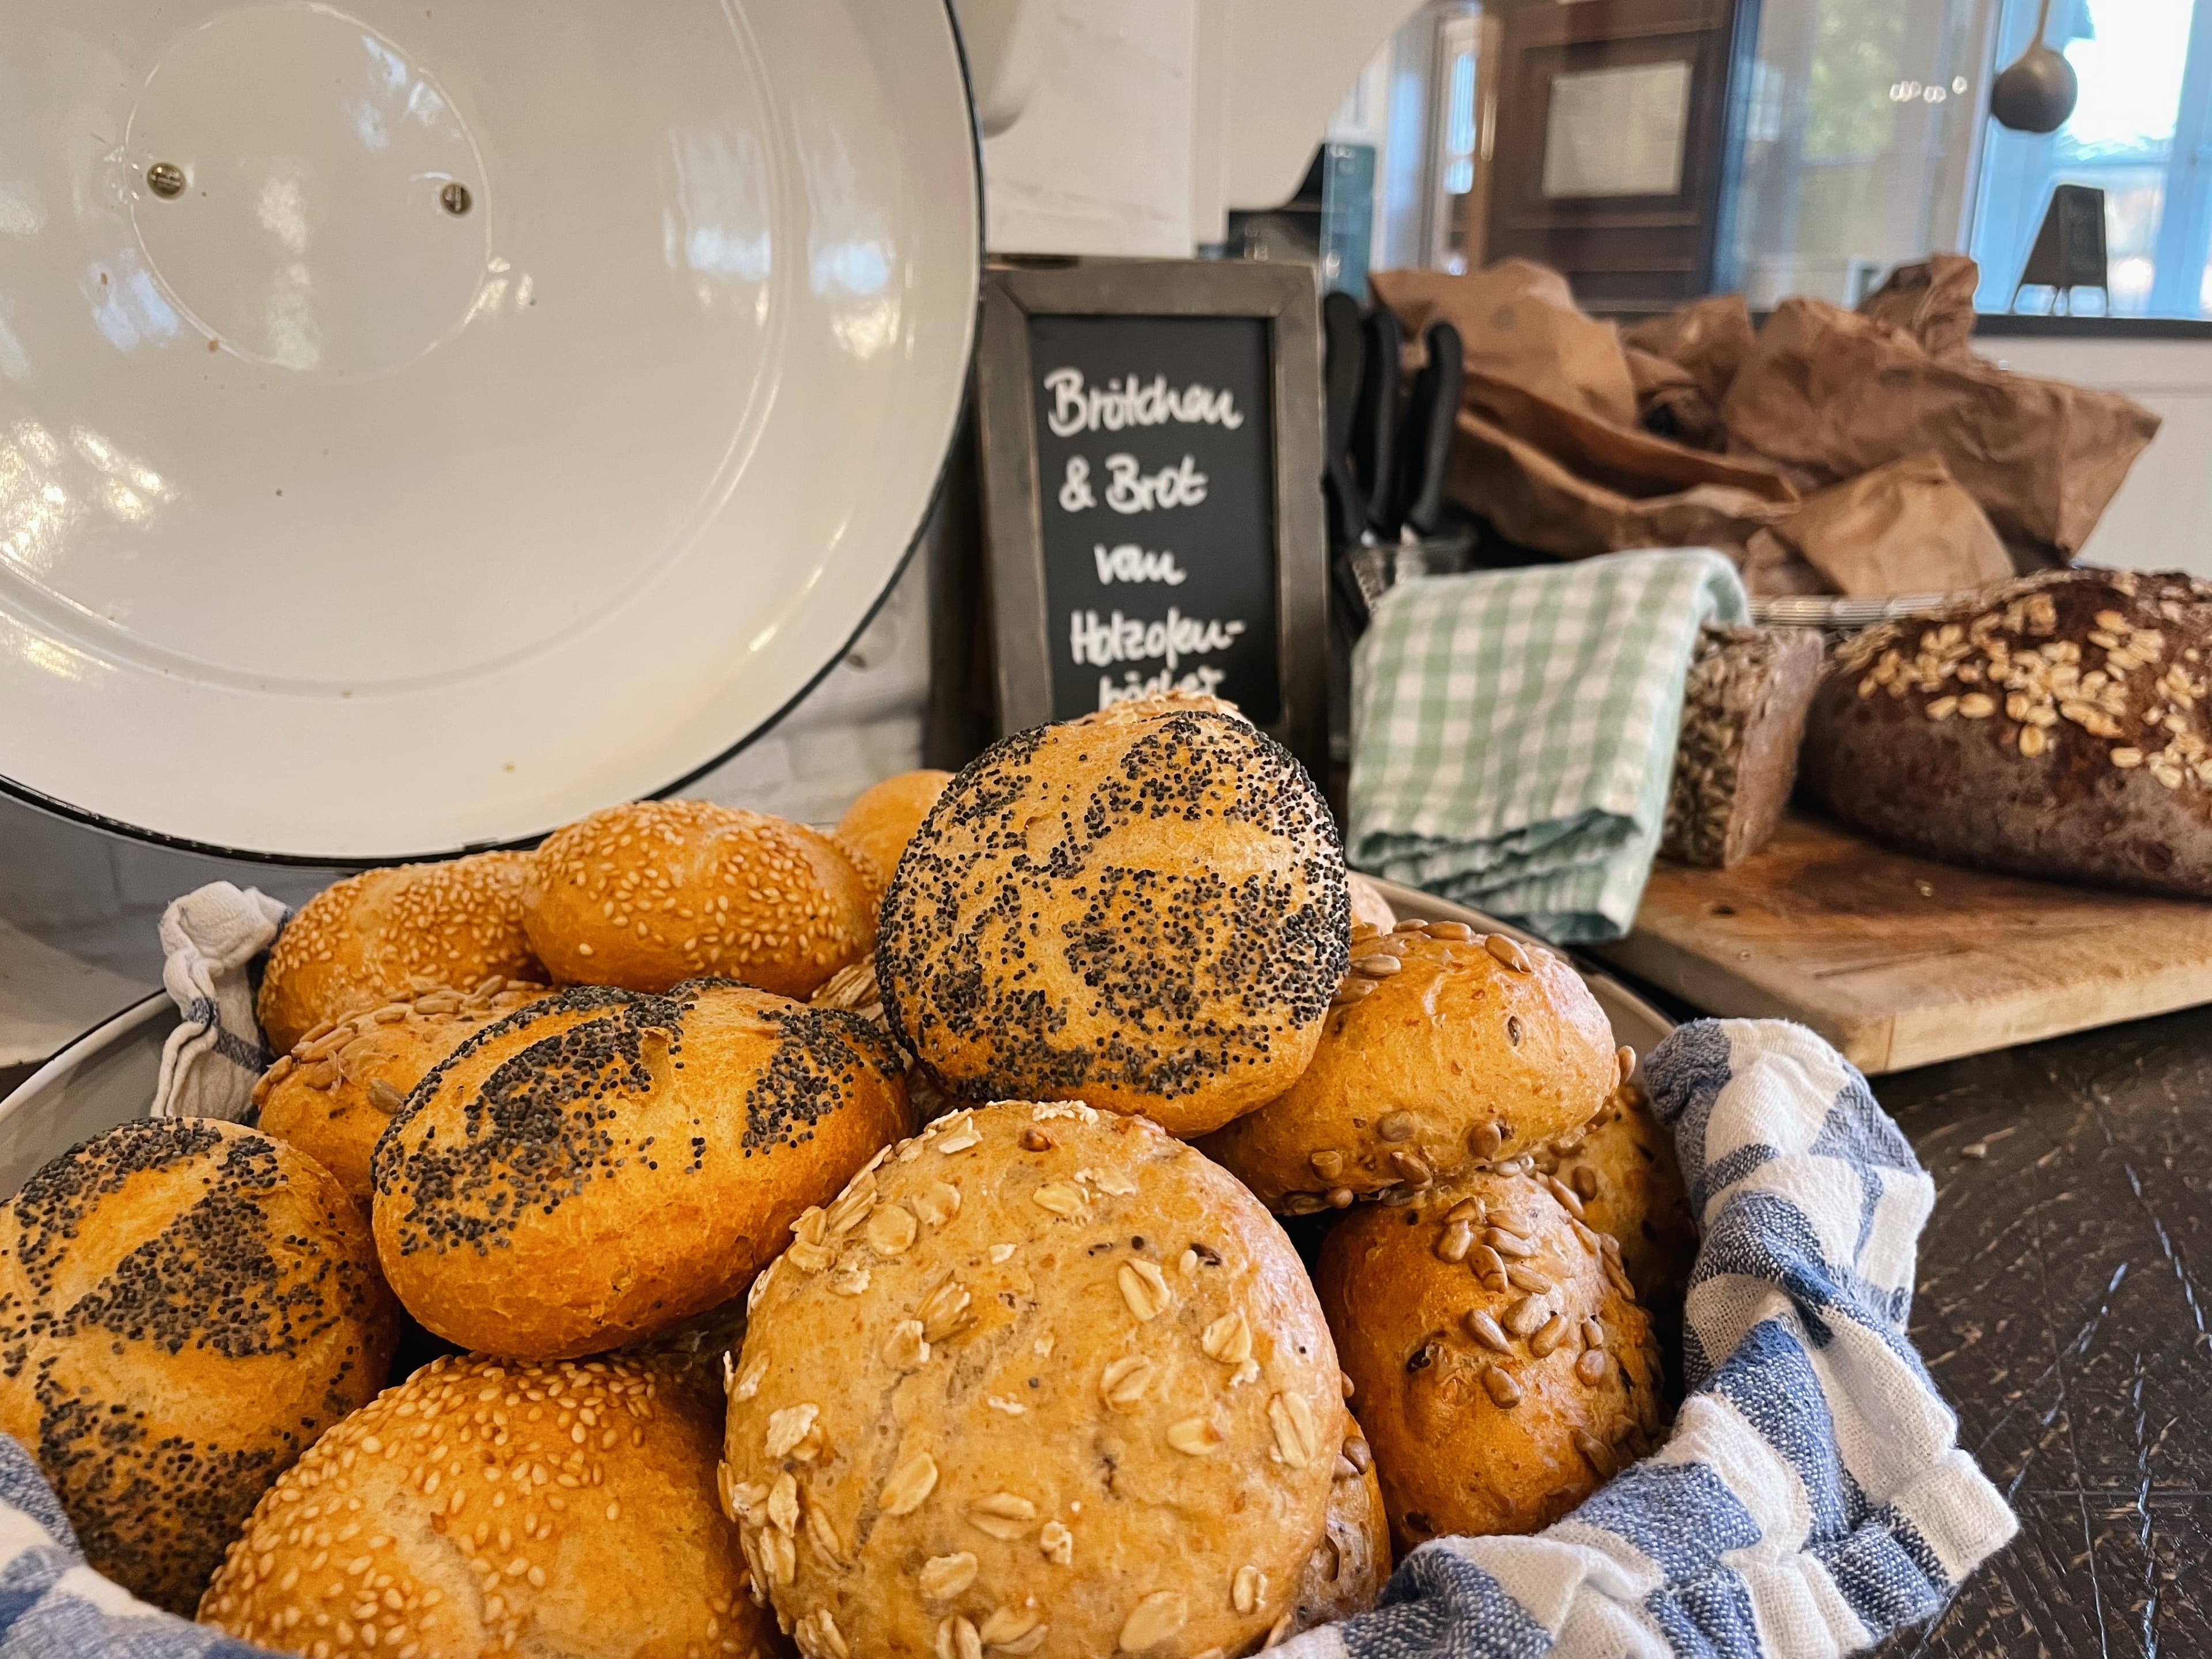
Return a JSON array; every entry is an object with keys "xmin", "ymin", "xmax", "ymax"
[
  {"xmin": 878, "ymin": 700, "xmax": 1350, "ymax": 1136},
  {"xmin": 809, "ymin": 952, "xmax": 955, "ymax": 1123},
  {"xmin": 1346, "ymin": 872, "xmax": 1397, "ymax": 933},
  {"xmin": 835, "ymin": 768, "xmax": 952, "ymax": 896},
  {"xmin": 1198, "ymin": 920, "xmax": 1620, "ymax": 1211},
  {"xmin": 1535, "ymin": 1080, "xmax": 1697, "ymax": 1313},
  {"xmin": 1802, "ymin": 569, "xmax": 2212, "ymax": 896},
  {"xmin": 1315, "ymin": 1171, "xmax": 1663, "ymax": 1551},
  {"xmin": 722, "ymin": 1100, "xmax": 1347, "ymax": 1659},
  {"xmin": 0, "ymin": 1119, "xmax": 396, "ymax": 1613},
  {"xmin": 1293, "ymin": 1456, "xmax": 1391, "ymax": 1633},
  {"xmin": 257, "ymin": 853, "xmax": 540, "ymax": 1053},
  {"xmin": 1662, "ymin": 624, "xmax": 1824, "ymax": 868},
  {"xmin": 252, "ymin": 976, "xmax": 548, "ymax": 1207},
  {"xmin": 373, "ymin": 980, "xmax": 908, "ymax": 1359},
  {"xmin": 198, "ymin": 1352, "xmax": 772, "ymax": 1658},
  {"xmin": 524, "ymin": 800, "xmax": 876, "ymax": 997}
]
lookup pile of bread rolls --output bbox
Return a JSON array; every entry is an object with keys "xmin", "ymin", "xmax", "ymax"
[{"xmin": 0, "ymin": 694, "xmax": 1694, "ymax": 1656}]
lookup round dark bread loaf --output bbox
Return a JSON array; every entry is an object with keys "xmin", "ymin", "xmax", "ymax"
[{"xmin": 1801, "ymin": 569, "xmax": 2212, "ymax": 896}]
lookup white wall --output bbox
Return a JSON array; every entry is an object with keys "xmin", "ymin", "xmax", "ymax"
[
  {"xmin": 980, "ymin": 0, "xmax": 1199, "ymax": 256},
  {"xmin": 1974, "ymin": 335, "xmax": 2212, "ymax": 581}
]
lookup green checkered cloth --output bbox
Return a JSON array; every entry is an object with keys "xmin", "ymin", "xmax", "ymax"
[{"xmin": 1347, "ymin": 550, "xmax": 1748, "ymax": 942}]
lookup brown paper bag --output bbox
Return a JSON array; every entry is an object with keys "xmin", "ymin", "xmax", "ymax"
[
  {"xmin": 1856, "ymin": 254, "xmax": 1980, "ymax": 358},
  {"xmin": 1622, "ymin": 294, "xmax": 1756, "ymax": 406},
  {"xmin": 1444, "ymin": 372, "xmax": 1800, "ymax": 559},
  {"xmin": 1722, "ymin": 298, "xmax": 2161, "ymax": 561},
  {"xmin": 1627, "ymin": 346, "xmax": 1726, "ymax": 449},
  {"xmin": 1767, "ymin": 453, "xmax": 2013, "ymax": 597},
  {"xmin": 1742, "ymin": 529, "xmax": 1833, "ymax": 597},
  {"xmin": 1371, "ymin": 261, "xmax": 1639, "ymax": 428}
]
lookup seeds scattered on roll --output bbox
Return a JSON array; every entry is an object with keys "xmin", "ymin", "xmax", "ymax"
[
  {"xmin": 1198, "ymin": 922, "xmax": 1615, "ymax": 1211},
  {"xmin": 877, "ymin": 698, "xmax": 1350, "ymax": 1136},
  {"xmin": 198, "ymin": 1351, "xmax": 768, "ymax": 1657},
  {"xmin": 722, "ymin": 1099, "xmax": 1347, "ymax": 1659},
  {"xmin": 835, "ymin": 768, "xmax": 953, "ymax": 899},
  {"xmin": 257, "ymin": 851, "xmax": 541, "ymax": 1053},
  {"xmin": 1315, "ymin": 1170, "xmax": 1662, "ymax": 1550},
  {"xmin": 252, "ymin": 976, "xmax": 548, "ymax": 1207},
  {"xmin": 373, "ymin": 979, "xmax": 909, "ymax": 1359},
  {"xmin": 523, "ymin": 799, "xmax": 876, "ymax": 997},
  {"xmin": 0, "ymin": 1119, "xmax": 396, "ymax": 1613}
]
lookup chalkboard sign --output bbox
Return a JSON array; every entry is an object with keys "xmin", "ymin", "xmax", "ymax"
[{"xmin": 975, "ymin": 261, "xmax": 1327, "ymax": 771}]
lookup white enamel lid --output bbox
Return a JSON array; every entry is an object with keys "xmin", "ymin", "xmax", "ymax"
[{"xmin": 0, "ymin": 1, "xmax": 980, "ymax": 862}]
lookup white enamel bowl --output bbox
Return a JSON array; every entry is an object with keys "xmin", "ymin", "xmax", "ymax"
[
  {"xmin": 0, "ymin": 881, "xmax": 1673, "ymax": 1200},
  {"xmin": 0, "ymin": 2, "xmax": 980, "ymax": 861}
]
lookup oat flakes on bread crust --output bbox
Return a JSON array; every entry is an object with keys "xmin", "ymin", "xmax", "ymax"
[
  {"xmin": 0, "ymin": 1119, "xmax": 396, "ymax": 1614},
  {"xmin": 1199, "ymin": 919, "xmax": 1619, "ymax": 1213},
  {"xmin": 1316, "ymin": 1169, "xmax": 1663, "ymax": 1551},
  {"xmin": 1293, "ymin": 1456, "xmax": 1391, "ymax": 1632},
  {"xmin": 256, "ymin": 852, "xmax": 540, "ymax": 1053},
  {"xmin": 876, "ymin": 701, "xmax": 1350, "ymax": 1137},
  {"xmin": 1802, "ymin": 567, "xmax": 2212, "ymax": 896},
  {"xmin": 721, "ymin": 1100, "xmax": 1349, "ymax": 1659},
  {"xmin": 372, "ymin": 979, "xmax": 908, "ymax": 1359}
]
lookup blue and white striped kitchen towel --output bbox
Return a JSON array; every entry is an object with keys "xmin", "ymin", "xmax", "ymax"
[
  {"xmin": 0, "ymin": 1019, "xmax": 2012, "ymax": 1656},
  {"xmin": 1287, "ymin": 1018, "xmax": 2016, "ymax": 1659}
]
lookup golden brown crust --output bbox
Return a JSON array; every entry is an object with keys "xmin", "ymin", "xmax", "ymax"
[
  {"xmin": 721, "ymin": 1100, "xmax": 1346, "ymax": 1659},
  {"xmin": 1294, "ymin": 1459, "xmax": 1391, "ymax": 1632},
  {"xmin": 257, "ymin": 853, "xmax": 541, "ymax": 1054},
  {"xmin": 1535, "ymin": 1081, "xmax": 1697, "ymax": 1314},
  {"xmin": 1315, "ymin": 1171, "xmax": 1664, "ymax": 1552},
  {"xmin": 197, "ymin": 1352, "xmax": 771, "ymax": 1658},
  {"xmin": 252, "ymin": 977, "xmax": 549, "ymax": 1207},
  {"xmin": 1346, "ymin": 873, "xmax": 1397, "ymax": 933},
  {"xmin": 877, "ymin": 704, "xmax": 1350, "ymax": 1137},
  {"xmin": 372, "ymin": 980, "xmax": 910, "ymax": 1359},
  {"xmin": 1198, "ymin": 922, "xmax": 1619, "ymax": 1211},
  {"xmin": 524, "ymin": 800, "xmax": 876, "ymax": 997},
  {"xmin": 0, "ymin": 1119, "xmax": 396, "ymax": 1613},
  {"xmin": 835, "ymin": 770, "xmax": 953, "ymax": 899}
]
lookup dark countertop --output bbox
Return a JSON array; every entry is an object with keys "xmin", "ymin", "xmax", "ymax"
[{"xmin": 1873, "ymin": 1002, "xmax": 2212, "ymax": 1656}]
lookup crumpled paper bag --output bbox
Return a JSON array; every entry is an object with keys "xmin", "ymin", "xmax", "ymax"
[
  {"xmin": 1626, "ymin": 346, "xmax": 1725, "ymax": 450},
  {"xmin": 1856, "ymin": 253, "xmax": 1980, "ymax": 358},
  {"xmin": 1370, "ymin": 260, "xmax": 1638, "ymax": 428},
  {"xmin": 1446, "ymin": 371, "xmax": 1798, "ymax": 560},
  {"xmin": 1763, "ymin": 452, "xmax": 2014, "ymax": 597},
  {"xmin": 1722, "ymin": 297, "xmax": 2161, "ymax": 563},
  {"xmin": 1623, "ymin": 293, "xmax": 1756, "ymax": 407}
]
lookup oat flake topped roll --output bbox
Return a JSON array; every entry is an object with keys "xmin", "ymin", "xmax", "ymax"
[{"xmin": 721, "ymin": 1099, "xmax": 1349, "ymax": 1659}]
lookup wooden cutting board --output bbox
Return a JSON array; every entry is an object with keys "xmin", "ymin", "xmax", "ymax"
[{"xmin": 1586, "ymin": 813, "xmax": 2212, "ymax": 1074}]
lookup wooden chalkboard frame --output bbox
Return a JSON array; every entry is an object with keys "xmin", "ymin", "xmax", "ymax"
[{"xmin": 975, "ymin": 259, "xmax": 1328, "ymax": 774}]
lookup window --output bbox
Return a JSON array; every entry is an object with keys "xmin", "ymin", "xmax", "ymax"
[{"xmin": 1970, "ymin": 0, "xmax": 2212, "ymax": 315}]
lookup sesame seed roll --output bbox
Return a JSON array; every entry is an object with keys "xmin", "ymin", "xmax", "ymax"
[
  {"xmin": 198, "ymin": 1352, "xmax": 774, "ymax": 1658},
  {"xmin": 257, "ymin": 852, "xmax": 543, "ymax": 1055},
  {"xmin": 523, "ymin": 801, "xmax": 876, "ymax": 999}
]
